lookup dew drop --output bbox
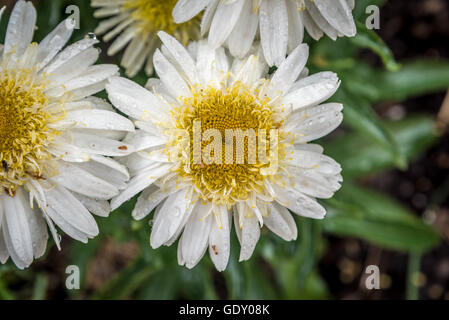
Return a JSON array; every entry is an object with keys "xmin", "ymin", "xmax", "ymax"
[{"xmin": 86, "ymin": 32, "xmax": 97, "ymax": 40}]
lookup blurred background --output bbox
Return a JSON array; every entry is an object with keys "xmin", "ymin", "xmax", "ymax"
[{"xmin": 0, "ymin": 0, "xmax": 449, "ymax": 300}]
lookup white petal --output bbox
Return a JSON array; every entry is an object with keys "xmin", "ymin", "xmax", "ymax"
[
  {"xmin": 180, "ymin": 202, "xmax": 213, "ymax": 268},
  {"xmin": 314, "ymin": 0, "xmax": 356, "ymax": 37},
  {"xmin": 3, "ymin": 0, "xmax": 36, "ymax": 58},
  {"xmin": 195, "ymin": 40, "xmax": 219, "ymax": 86},
  {"xmin": 200, "ymin": 0, "xmax": 219, "ymax": 36},
  {"xmin": 67, "ymin": 132, "xmax": 134, "ymax": 156},
  {"xmin": 153, "ymin": 49, "xmax": 190, "ymax": 99},
  {"xmin": 37, "ymin": 19, "xmax": 73, "ymax": 69},
  {"xmin": 150, "ymin": 188, "xmax": 195, "ymax": 248},
  {"xmin": 44, "ymin": 37, "xmax": 99, "ymax": 74},
  {"xmin": 133, "ymin": 185, "xmax": 173, "ymax": 220},
  {"xmin": 305, "ymin": 1, "xmax": 338, "ymax": 40},
  {"xmin": 287, "ymin": 149, "xmax": 323, "ymax": 169},
  {"xmin": 1, "ymin": 191, "xmax": 33, "ymax": 267},
  {"xmin": 208, "ymin": 205, "xmax": 230, "ymax": 271},
  {"xmin": 272, "ymin": 183, "xmax": 326, "ymax": 219},
  {"xmin": 289, "ymin": 167, "xmax": 341, "ymax": 199},
  {"xmin": 50, "ymin": 161, "xmax": 119, "ymax": 200},
  {"xmin": 46, "ymin": 64, "xmax": 118, "ymax": 97},
  {"xmin": 72, "ymin": 193, "xmax": 111, "ymax": 217},
  {"xmin": 264, "ymin": 202, "xmax": 297, "ymax": 241},
  {"xmin": 284, "ymin": 103, "xmax": 343, "ymax": 143},
  {"xmin": 61, "ymin": 109, "xmax": 134, "ymax": 132},
  {"xmin": 25, "ymin": 207, "xmax": 48, "ymax": 259},
  {"xmin": 208, "ymin": 0, "xmax": 245, "ymax": 49},
  {"xmin": 106, "ymin": 76, "xmax": 169, "ymax": 123},
  {"xmin": 158, "ymin": 31, "xmax": 198, "ymax": 85},
  {"xmin": 232, "ymin": 54, "xmax": 267, "ymax": 87},
  {"xmin": 106, "ymin": 26, "xmax": 136, "ymax": 55},
  {"xmin": 0, "ymin": 229, "xmax": 9, "ymax": 264},
  {"xmin": 173, "ymin": 0, "xmax": 210, "ymax": 23},
  {"xmin": 76, "ymin": 157, "xmax": 128, "ymax": 191},
  {"xmin": 283, "ymin": 72, "xmax": 340, "ymax": 112},
  {"xmin": 270, "ymin": 43, "xmax": 309, "ymax": 94},
  {"xmin": 111, "ymin": 162, "xmax": 172, "ymax": 210},
  {"xmin": 122, "ymin": 130, "xmax": 167, "ymax": 152},
  {"xmin": 47, "ymin": 137, "xmax": 91, "ymax": 162},
  {"xmin": 45, "ymin": 47, "xmax": 100, "ymax": 88},
  {"xmin": 286, "ymin": 1, "xmax": 304, "ymax": 52},
  {"xmin": 44, "ymin": 185, "xmax": 99, "ymax": 239},
  {"xmin": 301, "ymin": 10, "xmax": 324, "ymax": 40},
  {"xmin": 228, "ymin": 0, "xmax": 259, "ymax": 58},
  {"xmin": 239, "ymin": 214, "xmax": 260, "ymax": 262}
]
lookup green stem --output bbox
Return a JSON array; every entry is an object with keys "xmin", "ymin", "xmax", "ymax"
[{"xmin": 407, "ymin": 252, "xmax": 422, "ymax": 300}]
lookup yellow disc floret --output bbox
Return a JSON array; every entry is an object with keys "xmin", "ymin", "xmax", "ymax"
[
  {"xmin": 122, "ymin": 0, "xmax": 200, "ymax": 45},
  {"xmin": 168, "ymin": 82, "xmax": 286, "ymax": 206},
  {"xmin": 0, "ymin": 66, "xmax": 57, "ymax": 194}
]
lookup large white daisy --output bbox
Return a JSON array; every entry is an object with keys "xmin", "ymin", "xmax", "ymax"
[
  {"xmin": 0, "ymin": 1, "xmax": 134, "ymax": 269},
  {"xmin": 91, "ymin": 0, "xmax": 202, "ymax": 77},
  {"xmin": 107, "ymin": 31, "xmax": 343, "ymax": 271},
  {"xmin": 173, "ymin": 0, "xmax": 356, "ymax": 66}
]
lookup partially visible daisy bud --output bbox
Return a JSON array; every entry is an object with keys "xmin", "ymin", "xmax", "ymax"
[
  {"xmin": 91, "ymin": 0, "xmax": 201, "ymax": 77},
  {"xmin": 0, "ymin": 1, "xmax": 134, "ymax": 269},
  {"xmin": 107, "ymin": 31, "xmax": 343, "ymax": 271},
  {"xmin": 173, "ymin": 0, "xmax": 356, "ymax": 66}
]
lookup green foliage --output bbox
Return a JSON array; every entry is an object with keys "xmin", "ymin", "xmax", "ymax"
[
  {"xmin": 323, "ymin": 184, "xmax": 440, "ymax": 252},
  {"xmin": 0, "ymin": 0, "xmax": 446, "ymax": 300}
]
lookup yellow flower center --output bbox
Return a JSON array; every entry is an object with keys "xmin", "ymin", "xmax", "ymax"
[
  {"xmin": 168, "ymin": 83, "xmax": 287, "ymax": 206},
  {"xmin": 0, "ymin": 66, "xmax": 57, "ymax": 194},
  {"xmin": 122, "ymin": 0, "xmax": 201, "ymax": 45}
]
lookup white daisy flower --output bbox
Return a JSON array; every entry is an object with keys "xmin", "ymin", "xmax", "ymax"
[
  {"xmin": 0, "ymin": 1, "xmax": 135, "ymax": 269},
  {"xmin": 173, "ymin": 0, "xmax": 356, "ymax": 66},
  {"xmin": 107, "ymin": 31, "xmax": 343, "ymax": 271},
  {"xmin": 91, "ymin": 0, "xmax": 201, "ymax": 77}
]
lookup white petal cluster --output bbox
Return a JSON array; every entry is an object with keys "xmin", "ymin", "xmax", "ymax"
[
  {"xmin": 91, "ymin": 0, "xmax": 201, "ymax": 77},
  {"xmin": 173, "ymin": 0, "xmax": 356, "ymax": 66},
  {"xmin": 0, "ymin": 0, "xmax": 348, "ymax": 271},
  {"xmin": 107, "ymin": 32, "xmax": 343, "ymax": 271},
  {"xmin": 0, "ymin": 1, "xmax": 134, "ymax": 269}
]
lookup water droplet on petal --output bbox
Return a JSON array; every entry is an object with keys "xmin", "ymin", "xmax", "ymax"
[{"xmin": 86, "ymin": 33, "xmax": 97, "ymax": 40}]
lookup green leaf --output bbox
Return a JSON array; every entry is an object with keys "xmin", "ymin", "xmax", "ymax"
[
  {"xmin": 373, "ymin": 60, "xmax": 449, "ymax": 102},
  {"xmin": 241, "ymin": 259, "xmax": 279, "ymax": 299},
  {"xmin": 135, "ymin": 268, "xmax": 178, "ymax": 300},
  {"xmin": 325, "ymin": 115, "xmax": 437, "ymax": 178},
  {"xmin": 32, "ymin": 275, "xmax": 48, "ymax": 300},
  {"xmin": 323, "ymin": 184, "xmax": 441, "ymax": 252},
  {"xmin": 0, "ymin": 272, "xmax": 15, "ymax": 300},
  {"xmin": 261, "ymin": 219, "xmax": 327, "ymax": 299},
  {"xmin": 350, "ymin": 21, "xmax": 401, "ymax": 72},
  {"xmin": 223, "ymin": 234, "xmax": 246, "ymax": 299},
  {"xmin": 92, "ymin": 257, "xmax": 158, "ymax": 300}
]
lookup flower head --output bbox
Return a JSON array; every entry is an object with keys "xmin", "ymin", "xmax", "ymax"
[
  {"xmin": 107, "ymin": 31, "xmax": 343, "ymax": 271},
  {"xmin": 173, "ymin": 0, "xmax": 356, "ymax": 66},
  {"xmin": 91, "ymin": 0, "xmax": 201, "ymax": 77},
  {"xmin": 0, "ymin": 1, "xmax": 134, "ymax": 269}
]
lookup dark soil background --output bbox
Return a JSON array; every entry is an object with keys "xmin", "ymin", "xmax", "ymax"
[{"xmin": 319, "ymin": 0, "xmax": 449, "ymax": 300}]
